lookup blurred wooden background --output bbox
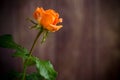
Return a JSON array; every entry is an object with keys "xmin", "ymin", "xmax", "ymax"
[{"xmin": 0, "ymin": 0, "xmax": 120, "ymax": 80}]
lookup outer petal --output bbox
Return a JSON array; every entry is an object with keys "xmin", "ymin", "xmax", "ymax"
[
  {"xmin": 59, "ymin": 18, "xmax": 63, "ymax": 22},
  {"xmin": 53, "ymin": 18, "xmax": 62, "ymax": 25},
  {"xmin": 46, "ymin": 24, "xmax": 63, "ymax": 32},
  {"xmin": 33, "ymin": 7, "xmax": 44, "ymax": 20}
]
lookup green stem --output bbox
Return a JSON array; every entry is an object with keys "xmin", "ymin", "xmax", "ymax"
[
  {"xmin": 22, "ymin": 66, "xmax": 27, "ymax": 80},
  {"xmin": 22, "ymin": 30, "xmax": 43, "ymax": 80},
  {"xmin": 29, "ymin": 30, "xmax": 43, "ymax": 56}
]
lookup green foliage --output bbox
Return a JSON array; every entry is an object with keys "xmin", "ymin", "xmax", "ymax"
[
  {"xmin": 0, "ymin": 34, "xmax": 29, "ymax": 58},
  {"xmin": 35, "ymin": 57, "xmax": 57, "ymax": 80},
  {"xmin": 7, "ymin": 71, "xmax": 44, "ymax": 80},
  {"xmin": 25, "ymin": 56, "xmax": 57, "ymax": 80},
  {"xmin": 7, "ymin": 71, "xmax": 23, "ymax": 80},
  {"xmin": 26, "ymin": 72, "xmax": 44, "ymax": 80},
  {"xmin": 25, "ymin": 56, "xmax": 36, "ymax": 67},
  {"xmin": 0, "ymin": 34, "xmax": 57, "ymax": 80},
  {"xmin": 0, "ymin": 34, "xmax": 19, "ymax": 49}
]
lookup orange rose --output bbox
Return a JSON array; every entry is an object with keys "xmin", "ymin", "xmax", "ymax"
[{"xmin": 33, "ymin": 7, "xmax": 63, "ymax": 32}]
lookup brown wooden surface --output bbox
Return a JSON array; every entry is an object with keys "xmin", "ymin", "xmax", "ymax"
[{"xmin": 0, "ymin": 0, "xmax": 120, "ymax": 80}]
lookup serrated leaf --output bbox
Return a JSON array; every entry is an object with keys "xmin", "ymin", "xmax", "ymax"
[
  {"xmin": 0, "ymin": 34, "xmax": 17, "ymax": 49},
  {"xmin": 12, "ymin": 52, "xmax": 29, "ymax": 59},
  {"xmin": 35, "ymin": 57, "xmax": 57, "ymax": 80},
  {"xmin": 26, "ymin": 72, "xmax": 44, "ymax": 80},
  {"xmin": 0, "ymin": 34, "xmax": 29, "ymax": 59}
]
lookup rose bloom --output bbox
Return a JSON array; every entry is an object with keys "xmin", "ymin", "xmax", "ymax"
[{"xmin": 33, "ymin": 7, "xmax": 63, "ymax": 32}]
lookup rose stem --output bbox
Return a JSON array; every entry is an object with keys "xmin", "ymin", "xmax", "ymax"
[{"xmin": 22, "ymin": 30, "xmax": 43, "ymax": 80}]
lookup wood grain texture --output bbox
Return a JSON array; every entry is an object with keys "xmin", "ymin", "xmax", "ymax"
[{"xmin": 0, "ymin": 0, "xmax": 120, "ymax": 80}]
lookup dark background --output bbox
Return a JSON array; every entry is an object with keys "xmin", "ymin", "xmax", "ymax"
[{"xmin": 0, "ymin": 0, "xmax": 120, "ymax": 80}]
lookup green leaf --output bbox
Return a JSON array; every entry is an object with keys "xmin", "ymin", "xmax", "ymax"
[
  {"xmin": 0, "ymin": 34, "xmax": 29, "ymax": 59},
  {"xmin": 25, "ymin": 56, "xmax": 36, "ymax": 66},
  {"xmin": 0, "ymin": 34, "xmax": 17, "ymax": 49},
  {"xmin": 26, "ymin": 72, "xmax": 44, "ymax": 80},
  {"xmin": 7, "ymin": 70, "xmax": 23, "ymax": 80},
  {"xmin": 35, "ymin": 57, "xmax": 57, "ymax": 80},
  {"xmin": 12, "ymin": 52, "xmax": 29, "ymax": 59}
]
